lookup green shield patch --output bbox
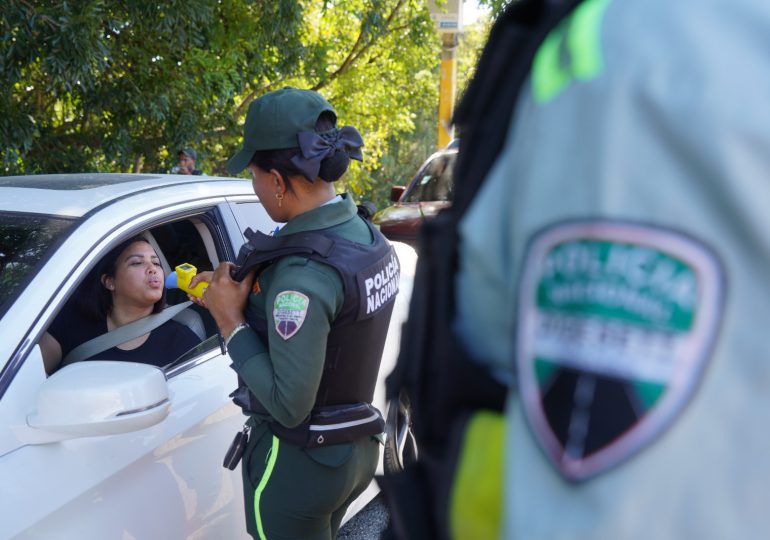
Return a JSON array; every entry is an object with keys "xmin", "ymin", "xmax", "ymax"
[
  {"xmin": 517, "ymin": 221, "xmax": 724, "ymax": 481},
  {"xmin": 273, "ymin": 290, "xmax": 309, "ymax": 340}
]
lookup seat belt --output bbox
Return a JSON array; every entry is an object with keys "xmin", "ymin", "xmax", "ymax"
[{"xmin": 61, "ymin": 301, "xmax": 193, "ymax": 366}]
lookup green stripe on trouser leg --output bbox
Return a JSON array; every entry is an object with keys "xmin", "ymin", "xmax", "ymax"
[
  {"xmin": 449, "ymin": 410, "xmax": 504, "ymax": 540},
  {"xmin": 255, "ymin": 435, "xmax": 280, "ymax": 540},
  {"xmin": 241, "ymin": 421, "xmax": 380, "ymax": 540}
]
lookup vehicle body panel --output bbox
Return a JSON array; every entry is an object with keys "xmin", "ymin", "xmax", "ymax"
[{"xmin": 373, "ymin": 200, "xmax": 451, "ymax": 245}]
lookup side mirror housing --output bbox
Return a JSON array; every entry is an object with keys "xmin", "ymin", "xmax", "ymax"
[{"xmin": 21, "ymin": 361, "xmax": 170, "ymax": 444}]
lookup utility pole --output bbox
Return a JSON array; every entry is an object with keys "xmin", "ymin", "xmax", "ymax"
[{"xmin": 429, "ymin": 0, "xmax": 463, "ymax": 150}]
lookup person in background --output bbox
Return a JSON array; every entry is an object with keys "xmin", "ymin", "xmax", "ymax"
[
  {"xmin": 191, "ymin": 87, "xmax": 398, "ymax": 540},
  {"xmin": 172, "ymin": 147, "xmax": 203, "ymax": 175},
  {"xmin": 39, "ymin": 235, "xmax": 200, "ymax": 374}
]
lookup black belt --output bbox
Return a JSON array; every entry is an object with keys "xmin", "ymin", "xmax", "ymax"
[
  {"xmin": 270, "ymin": 402, "xmax": 384, "ymax": 447},
  {"xmin": 231, "ymin": 386, "xmax": 384, "ymax": 447}
]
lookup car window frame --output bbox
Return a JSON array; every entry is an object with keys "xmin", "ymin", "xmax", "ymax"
[
  {"xmin": 0, "ymin": 199, "xmax": 244, "ymax": 400},
  {"xmin": 96, "ymin": 208, "xmax": 238, "ymax": 377}
]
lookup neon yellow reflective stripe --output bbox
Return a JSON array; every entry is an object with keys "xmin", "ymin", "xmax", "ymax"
[
  {"xmin": 532, "ymin": 0, "xmax": 613, "ymax": 104},
  {"xmin": 568, "ymin": 0, "xmax": 611, "ymax": 79},
  {"xmin": 532, "ymin": 26, "xmax": 572, "ymax": 105},
  {"xmin": 449, "ymin": 411, "xmax": 505, "ymax": 540},
  {"xmin": 254, "ymin": 435, "xmax": 280, "ymax": 540}
]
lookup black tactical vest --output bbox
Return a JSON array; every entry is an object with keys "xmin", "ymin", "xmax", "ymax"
[{"xmin": 229, "ymin": 219, "xmax": 398, "ymax": 430}]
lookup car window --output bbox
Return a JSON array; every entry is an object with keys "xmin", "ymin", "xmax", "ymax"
[
  {"xmin": 229, "ymin": 201, "xmax": 278, "ymax": 237},
  {"xmin": 149, "ymin": 217, "xmax": 221, "ymax": 340},
  {"xmin": 0, "ymin": 212, "xmax": 76, "ymax": 317},
  {"xmin": 40, "ymin": 216, "xmax": 224, "ymax": 377},
  {"xmin": 151, "ymin": 220, "xmax": 215, "ymax": 298},
  {"xmin": 403, "ymin": 152, "xmax": 456, "ymax": 203}
]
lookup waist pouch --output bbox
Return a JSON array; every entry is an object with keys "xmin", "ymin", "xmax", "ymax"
[{"xmin": 270, "ymin": 402, "xmax": 385, "ymax": 448}]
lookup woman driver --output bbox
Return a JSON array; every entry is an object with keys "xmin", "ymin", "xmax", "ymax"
[{"xmin": 40, "ymin": 235, "xmax": 200, "ymax": 374}]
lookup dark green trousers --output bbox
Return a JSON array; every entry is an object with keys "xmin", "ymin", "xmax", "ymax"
[{"xmin": 241, "ymin": 422, "xmax": 380, "ymax": 540}]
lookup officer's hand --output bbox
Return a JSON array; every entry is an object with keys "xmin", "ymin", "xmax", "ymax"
[{"xmin": 201, "ymin": 262, "xmax": 256, "ymax": 337}]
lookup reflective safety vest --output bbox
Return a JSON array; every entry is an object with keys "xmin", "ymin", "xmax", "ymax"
[{"xmin": 229, "ymin": 222, "xmax": 398, "ymax": 446}]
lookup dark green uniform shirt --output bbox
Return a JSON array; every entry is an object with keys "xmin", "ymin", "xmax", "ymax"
[{"xmin": 227, "ymin": 194, "xmax": 372, "ymax": 428}]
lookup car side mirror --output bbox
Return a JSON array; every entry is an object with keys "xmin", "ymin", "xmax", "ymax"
[
  {"xmin": 19, "ymin": 361, "xmax": 170, "ymax": 444},
  {"xmin": 390, "ymin": 186, "xmax": 406, "ymax": 203}
]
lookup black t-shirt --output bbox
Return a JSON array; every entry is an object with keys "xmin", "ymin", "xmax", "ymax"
[{"xmin": 48, "ymin": 303, "xmax": 200, "ymax": 368}]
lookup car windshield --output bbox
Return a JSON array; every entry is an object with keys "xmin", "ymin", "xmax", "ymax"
[
  {"xmin": 403, "ymin": 152, "xmax": 456, "ymax": 203},
  {"xmin": 0, "ymin": 212, "xmax": 76, "ymax": 317}
]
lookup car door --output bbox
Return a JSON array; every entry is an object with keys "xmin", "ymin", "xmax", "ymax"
[{"xmin": 0, "ymin": 194, "xmax": 277, "ymax": 539}]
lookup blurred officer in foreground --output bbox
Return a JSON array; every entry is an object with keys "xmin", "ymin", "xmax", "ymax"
[{"xmin": 382, "ymin": 0, "xmax": 770, "ymax": 538}]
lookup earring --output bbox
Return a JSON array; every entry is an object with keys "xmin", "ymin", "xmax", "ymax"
[{"xmin": 275, "ymin": 192, "xmax": 283, "ymax": 208}]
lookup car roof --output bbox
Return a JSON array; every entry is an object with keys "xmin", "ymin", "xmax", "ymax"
[{"xmin": 0, "ymin": 173, "xmax": 253, "ymax": 218}]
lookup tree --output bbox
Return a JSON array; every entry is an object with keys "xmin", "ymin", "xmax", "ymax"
[
  {"xmin": 1, "ymin": 0, "xmax": 439, "ymax": 207},
  {"xmin": 366, "ymin": 9, "xmax": 493, "ymax": 207},
  {"xmin": 1, "ymin": 0, "xmax": 304, "ymax": 173}
]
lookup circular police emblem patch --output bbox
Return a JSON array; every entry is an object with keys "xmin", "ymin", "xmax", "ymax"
[
  {"xmin": 273, "ymin": 291, "xmax": 309, "ymax": 340},
  {"xmin": 517, "ymin": 221, "xmax": 724, "ymax": 481}
]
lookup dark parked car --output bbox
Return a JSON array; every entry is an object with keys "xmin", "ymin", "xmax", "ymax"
[{"xmin": 373, "ymin": 141, "xmax": 457, "ymax": 246}]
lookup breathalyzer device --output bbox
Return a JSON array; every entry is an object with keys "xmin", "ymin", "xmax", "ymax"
[{"xmin": 165, "ymin": 263, "xmax": 209, "ymax": 298}]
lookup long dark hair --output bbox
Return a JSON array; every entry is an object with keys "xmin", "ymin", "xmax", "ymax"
[
  {"xmin": 249, "ymin": 111, "xmax": 351, "ymax": 192},
  {"xmin": 74, "ymin": 235, "xmax": 166, "ymax": 322}
]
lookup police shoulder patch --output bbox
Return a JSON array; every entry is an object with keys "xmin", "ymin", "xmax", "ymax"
[
  {"xmin": 517, "ymin": 220, "xmax": 724, "ymax": 481},
  {"xmin": 273, "ymin": 290, "xmax": 309, "ymax": 340}
]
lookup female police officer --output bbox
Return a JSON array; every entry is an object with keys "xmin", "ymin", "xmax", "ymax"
[{"xmin": 192, "ymin": 87, "xmax": 399, "ymax": 540}]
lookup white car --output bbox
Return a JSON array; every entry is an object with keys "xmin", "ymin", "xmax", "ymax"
[{"xmin": 0, "ymin": 173, "xmax": 416, "ymax": 538}]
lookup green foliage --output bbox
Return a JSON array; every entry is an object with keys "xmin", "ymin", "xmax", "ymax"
[
  {"xmin": 365, "ymin": 10, "xmax": 493, "ymax": 209},
  {"xmin": 1, "ymin": 0, "xmax": 310, "ymax": 174},
  {"xmin": 477, "ymin": 0, "xmax": 511, "ymax": 16},
  {"xmin": 0, "ymin": 0, "xmax": 492, "ymax": 209},
  {"xmin": 457, "ymin": 11, "xmax": 493, "ymax": 102}
]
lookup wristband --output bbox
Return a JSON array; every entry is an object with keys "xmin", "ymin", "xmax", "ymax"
[{"xmin": 225, "ymin": 322, "xmax": 250, "ymax": 348}]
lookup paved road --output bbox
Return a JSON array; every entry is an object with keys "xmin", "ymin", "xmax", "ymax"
[{"xmin": 337, "ymin": 495, "xmax": 389, "ymax": 539}]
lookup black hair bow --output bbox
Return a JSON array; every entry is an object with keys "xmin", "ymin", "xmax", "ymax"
[{"xmin": 292, "ymin": 126, "xmax": 364, "ymax": 181}]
